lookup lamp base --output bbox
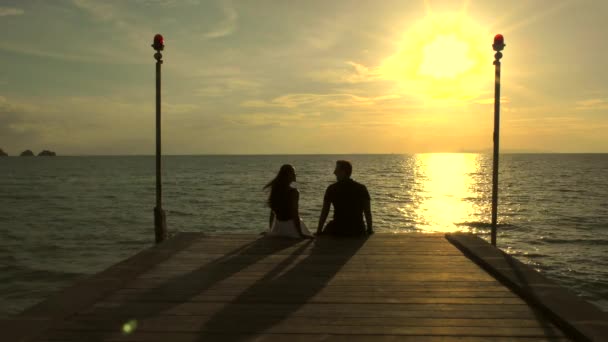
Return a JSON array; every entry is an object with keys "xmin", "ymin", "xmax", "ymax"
[{"xmin": 154, "ymin": 206, "xmax": 168, "ymax": 243}]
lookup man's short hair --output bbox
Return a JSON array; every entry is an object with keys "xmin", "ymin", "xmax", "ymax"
[{"xmin": 336, "ymin": 160, "xmax": 352, "ymax": 177}]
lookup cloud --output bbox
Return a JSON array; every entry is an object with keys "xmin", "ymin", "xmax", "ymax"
[
  {"xmin": 66, "ymin": 0, "xmax": 176, "ymax": 65},
  {"xmin": 242, "ymin": 93, "xmax": 401, "ymax": 109},
  {"xmin": 575, "ymin": 98, "xmax": 608, "ymax": 111},
  {"xmin": 0, "ymin": 41, "xmax": 140, "ymax": 65},
  {"xmin": 195, "ymin": 78, "xmax": 260, "ymax": 97},
  {"xmin": 500, "ymin": 0, "xmax": 577, "ymax": 35},
  {"xmin": 505, "ymin": 115, "xmax": 608, "ymax": 136},
  {"xmin": 0, "ymin": 97, "xmax": 44, "ymax": 151},
  {"xmin": 203, "ymin": 1, "xmax": 238, "ymax": 39},
  {"xmin": 0, "ymin": 7, "xmax": 24, "ymax": 16},
  {"xmin": 71, "ymin": 0, "xmax": 116, "ymax": 21},
  {"xmin": 309, "ymin": 61, "xmax": 382, "ymax": 84},
  {"xmin": 228, "ymin": 112, "xmax": 320, "ymax": 129},
  {"xmin": 0, "ymin": 1, "xmax": 147, "ymax": 65},
  {"xmin": 134, "ymin": 0, "xmax": 200, "ymax": 6},
  {"xmin": 163, "ymin": 102, "xmax": 199, "ymax": 114}
]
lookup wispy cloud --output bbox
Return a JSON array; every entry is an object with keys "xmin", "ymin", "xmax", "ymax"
[
  {"xmin": 71, "ymin": 0, "xmax": 116, "ymax": 21},
  {"xmin": 196, "ymin": 78, "xmax": 260, "ymax": 97},
  {"xmin": 0, "ymin": 7, "xmax": 24, "ymax": 16},
  {"xmin": 0, "ymin": 96, "xmax": 45, "ymax": 151},
  {"xmin": 242, "ymin": 93, "xmax": 401, "ymax": 109},
  {"xmin": 134, "ymin": 0, "xmax": 200, "ymax": 7},
  {"xmin": 228, "ymin": 112, "xmax": 321, "ymax": 129},
  {"xmin": 0, "ymin": 41, "xmax": 140, "ymax": 64},
  {"xmin": 309, "ymin": 61, "xmax": 382, "ymax": 84},
  {"xmin": 203, "ymin": 0, "xmax": 238, "ymax": 39},
  {"xmin": 505, "ymin": 115, "xmax": 608, "ymax": 135},
  {"xmin": 0, "ymin": 96, "xmax": 38, "ymax": 113},
  {"xmin": 500, "ymin": 0, "xmax": 577, "ymax": 34},
  {"xmin": 575, "ymin": 98, "xmax": 608, "ymax": 111}
]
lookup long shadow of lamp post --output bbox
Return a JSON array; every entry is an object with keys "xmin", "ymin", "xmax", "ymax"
[
  {"xmin": 491, "ymin": 34, "xmax": 505, "ymax": 246},
  {"xmin": 152, "ymin": 33, "xmax": 168, "ymax": 243}
]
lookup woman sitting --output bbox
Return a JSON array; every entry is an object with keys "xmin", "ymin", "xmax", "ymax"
[{"xmin": 263, "ymin": 164, "xmax": 313, "ymax": 239}]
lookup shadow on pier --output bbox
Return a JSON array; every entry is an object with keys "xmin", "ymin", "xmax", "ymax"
[{"xmin": 76, "ymin": 235, "xmax": 367, "ymax": 341}]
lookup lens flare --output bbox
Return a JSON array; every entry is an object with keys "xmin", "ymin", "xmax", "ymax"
[{"xmin": 122, "ymin": 319, "xmax": 138, "ymax": 335}]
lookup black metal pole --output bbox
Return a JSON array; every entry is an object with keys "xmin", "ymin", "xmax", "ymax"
[
  {"xmin": 491, "ymin": 35, "xmax": 505, "ymax": 247},
  {"xmin": 156, "ymin": 55, "xmax": 162, "ymax": 210},
  {"xmin": 153, "ymin": 36, "xmax": 167, "ymax": 244}
]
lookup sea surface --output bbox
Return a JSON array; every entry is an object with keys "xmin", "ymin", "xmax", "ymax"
[{"xmin": 1, "ymin": 154, "xmax": 607, "ymax": 316}]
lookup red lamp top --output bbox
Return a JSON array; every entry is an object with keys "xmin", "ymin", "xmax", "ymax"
[
  {"xmin": 492, "ymin": 33, "xmax": 505, "ymax": 52},
  {"xmin": 152, "ymin": 34, "xmax": 164, "ymax": 51},
  {"xmin": 494, "ymin": 34, "xmax": 504, "ymax": 45}
]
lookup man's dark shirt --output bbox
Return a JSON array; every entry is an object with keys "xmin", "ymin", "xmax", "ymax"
[{"xmin": 324, "ymin": 178, "xmax": 370, "ymax": 235}]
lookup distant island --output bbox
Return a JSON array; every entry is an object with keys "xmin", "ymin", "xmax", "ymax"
[
  {"xmin": 38, "ymin": 150, "xmax": 57, "ymax": 156},
  {"xmin": 15, "ymin": 149, "xmax": 57, "ymax": 157},
  {"xmin": 0, "ymin": 148, "xmax": 7, "ymax": 157}
]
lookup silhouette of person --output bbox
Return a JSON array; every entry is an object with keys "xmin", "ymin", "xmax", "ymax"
[
  {"xmin": 316, "ymin": 160, "xmax": 373, "ymax": 236},
  {"xmin": 264, "ymin": 164, "xmax": 313, "ymax": 239}
]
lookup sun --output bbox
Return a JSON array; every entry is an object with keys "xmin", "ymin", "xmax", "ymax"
[
  {"xmin": 418, "ymin": 34, "xmax": 475, "ymax": 79},
  {"xmin": 379, "ymin": 11, "xmax": 491, "ymax": 101}
]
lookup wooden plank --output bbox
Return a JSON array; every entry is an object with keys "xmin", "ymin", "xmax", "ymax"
[
  {"xmin": 99, "ymin": 293, "xmax": 527, "ymax": 305},
  {"xmin": 110, "ymin": 287, "xmax": 519, "ymax": 297},
  {"xmin": 123, "ymin": 278, "xmax": 506, "ymax": 287},
  {"xmin": 147, "ymin": 263, "xmax": 486, "ymax": 271},
  {"xmin": 50, "ymin": 320, "xmax": 565, "ymax": 337},
  {"xmin": 38, "ymin": 331, "xmax": 572, "ymax": 342},
  {"xmin": 134, "ymin": 273, "xmax": 498, "ymax": 282},
  {"xmin": 173, "ymin": 250, "xmax": 465, "ymax": 256},
  {"xmin": 69, "ymin": 315, "xmax": 562, "ymax": 328},
  {"xmin": 83, "ymin": 302, "xmax": 543, "ymax": 316},
  {"xmin": 77, "ymin": 308, "xmax": 560, "ymax": 320}
]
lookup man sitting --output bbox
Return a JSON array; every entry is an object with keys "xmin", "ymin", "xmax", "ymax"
[{"xmin": 316, "ymin": 160, "xmax": 373, "ymax": 236}]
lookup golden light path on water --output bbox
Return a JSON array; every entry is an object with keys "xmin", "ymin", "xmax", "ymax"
[{"xmin": 402, "ymin": 153, "xmax": 486, "ymax": 233}]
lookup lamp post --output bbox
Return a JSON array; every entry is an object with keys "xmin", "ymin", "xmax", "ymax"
[
  {"xmin": 491, "ymin": 34, "xmax": 505, "ymax": 247},
  {"xmin": 152, "ymin": 33, "xmax": 167, "ymax": 244}
]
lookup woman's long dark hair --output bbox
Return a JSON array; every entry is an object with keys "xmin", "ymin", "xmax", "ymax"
[{"xmin": 263, "ymin": 164, "xmax": 294, "ymax": 208}]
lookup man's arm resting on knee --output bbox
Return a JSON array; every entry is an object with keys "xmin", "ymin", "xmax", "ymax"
[
  {"xmin": 364, "ymin": 199, "xmax": 373, "ymax": 234},
  {"xmin": 317, "ymin": 200, "xmax": 330, "ymax": 234}
]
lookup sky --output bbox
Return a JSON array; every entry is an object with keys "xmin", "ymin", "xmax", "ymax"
[{"xmin": 1, "ymin": 0, "xmax": 607, "ymax": 155}]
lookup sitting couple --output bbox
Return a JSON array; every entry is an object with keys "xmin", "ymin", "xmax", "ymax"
[{"xmin": 264, "ymin": 160, "xmax": 374, "ymax": 239}]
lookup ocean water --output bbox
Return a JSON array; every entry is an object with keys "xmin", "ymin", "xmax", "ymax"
[{"xmin": 1, "ymin": 154, "xmax": 607, "ymax": 316}]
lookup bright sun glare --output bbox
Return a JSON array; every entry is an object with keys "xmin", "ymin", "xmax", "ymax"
[
  {"xmin": 418, "ymin": 35, "xmax": 475, "ymax": 79},
  {"xmin": 379, "ymin": 10, "xmax": 491, "ymax": 100}
]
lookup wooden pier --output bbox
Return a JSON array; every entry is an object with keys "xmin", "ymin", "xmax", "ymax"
[{"xmin": 3, "ymin": 233, "xmax": 607, "ymax": 341}]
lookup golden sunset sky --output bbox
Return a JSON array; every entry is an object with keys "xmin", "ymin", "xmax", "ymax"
[{"xmin": 1, "ymin": 0, "xmax": 606, "ymax": 154}]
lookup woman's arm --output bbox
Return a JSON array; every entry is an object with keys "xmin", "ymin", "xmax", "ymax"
[
  {"xmin": 268, "ymin": 209, "xmax": 275, "ymax": 230},
  {"xmin": 290, "ymin": 189, "xmax": 305, "ymax": 236}
]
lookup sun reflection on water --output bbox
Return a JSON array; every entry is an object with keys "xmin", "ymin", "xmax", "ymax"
[{"xmin": 407, "ymin": 153, "xmax": 486, "ymax": 233}]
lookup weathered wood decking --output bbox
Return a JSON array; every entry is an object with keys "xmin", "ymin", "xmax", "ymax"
[{"xmin": 4, "ymin": 233, "xmax": 606, "ymax": 341}]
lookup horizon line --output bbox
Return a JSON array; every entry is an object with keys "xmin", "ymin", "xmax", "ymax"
[{"xmin": 3, "ymin": 152, "xmax": 608, "ymax": 157}]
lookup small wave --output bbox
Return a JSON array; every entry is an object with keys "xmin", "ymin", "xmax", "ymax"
[
  {"xmin": 2, "ymin": 264, "xmax": 84, "ymax": 282},
  {"xmin": 455, "ymin": 221, "xmax": 518, "ymax": 229},
  {"xmin": 167, "ymin": 209, "xmax": 195, "ymax": 216},
  {"xmin": 27, "ymin": 269, "xmax": 84, "ymax": 282},
  {"xmin": 508, "ymin": 251, "xmax": 547, "ymax": 258},
  {"xmin": 540, "ymin": 237, "xmax": 608, "ymax": 246}
]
